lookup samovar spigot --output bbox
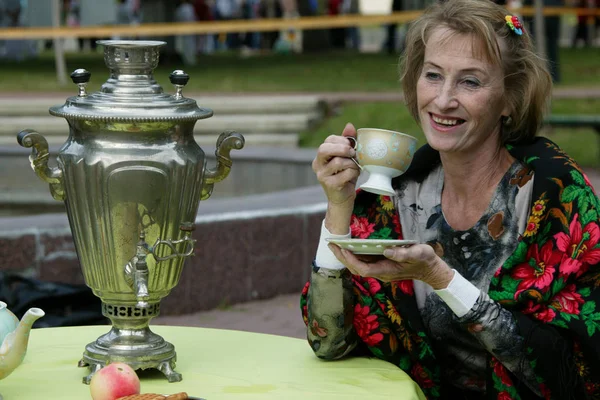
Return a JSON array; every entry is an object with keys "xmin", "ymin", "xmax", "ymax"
[
  {"xmin": 123, "ymin": 232, "xmax": 152, "ymax": 309},
  {"xmin": 125, "ymin": 224, "xmax": 196, "ymax": 308},
  {"xmin": 132, "ymin": 232, "xmax": 151, "ymax": 309}
]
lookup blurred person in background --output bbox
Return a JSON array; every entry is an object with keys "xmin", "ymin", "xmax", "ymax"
[
  {"xmin": 572, "ymin": 0, "xmax": 589, "ymax": 47},
  {"xmin": 129, "ymin": 0, "xmax": 141, "ymax": 26},
  {"xmin": 342, "ymin": 0, "xmax": 360, "ymax": 51},
  {"xmin": 116, "ymin": 0, "xmax": 131, "ymax": 25},
  {"xmin": 298, "ymin": 0, "xmax": 328, "ymax": 52},
  {"xmin": 0, "ymin": 0, "xmax": 20, "ymax": 28},
  {"xmin": 194, "ymin": 0, "xmax": 215, "ymax": 54},
  {"xmin": 328, "ymin": 0, "xmax": 345, "ymax": 48},
  {"xmin": 114, "ymin": 0, "xmax": 138, "ymax": 39},
  {"xmin": 572, "ymin": 0, "xmax": 600, "ymax": 47},
  {"xmin": 66, "ymin": 0, "xmax": 100, "ymax": 52},
  {"xmin": 214, "ymin": 0, "xmax": 242, "ymax": 50},
  {"xmin": 175, "ymin": 0, "xmax": 197, "ymax": 65},
  {"xmin": 259, "ymin": 0, "xmax": 283, "ymax": 51},
  {"xmin": 0, "ymin": 0, "xmax": 35, "ymax": 61},
  {"xmin": 66, "ymin": 0, "xmax": 83, "ymax": 49},
  {"xmin": 241, "ymin": 0, "xmax": 261, "ymax": 54},
  {"xmin": 0, "ymin": 0, "xmax": 22, "ymax": 59},
  {"xmin": 277, "ymin": 0, "xmax": 302, "ymax": 53},
  {"xmin": 522, "ymin": 0, "xmax": 562, "ymax": 82},
  {"xmin": 383, "ymin": 0, "xmax": 404, "ymax": 54}
]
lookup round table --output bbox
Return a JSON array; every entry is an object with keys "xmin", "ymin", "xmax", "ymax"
[{"xmin": 1, "ymin": 325, "xmax": 425, "ymax": 400}]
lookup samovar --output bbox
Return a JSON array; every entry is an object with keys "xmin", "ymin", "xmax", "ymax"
[{"xmin": 16, "ymin": 40, "xmax": 244, "ymax": 384}]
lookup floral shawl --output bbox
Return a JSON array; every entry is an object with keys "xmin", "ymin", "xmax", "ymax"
[{"xmin": 301, "ymin": 137, "xmax": 600, "ymax": 399}]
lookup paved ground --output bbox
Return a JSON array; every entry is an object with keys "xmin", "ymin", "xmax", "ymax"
[{"xmin": 153, "ymin": 293, "xmax": 306, "ymax": 339}]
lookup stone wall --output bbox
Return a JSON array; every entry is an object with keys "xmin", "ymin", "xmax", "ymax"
[
  {"xmin": 0, "ymin": 186, "xmax": 327, "ymax": 316},
  {"xmin": 0, "ymin": 145, "xmax": 318, "ymax": 215}
]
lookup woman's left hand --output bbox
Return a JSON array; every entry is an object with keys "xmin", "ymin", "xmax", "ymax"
[{"xmin": 328, "ymin": 243, "xmax": 455, "ymax": 290}]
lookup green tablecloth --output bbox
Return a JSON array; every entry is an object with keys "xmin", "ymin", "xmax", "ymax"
[{"xmin": 0, "ymin": 325, "xmax": 426, "ymax": 400}]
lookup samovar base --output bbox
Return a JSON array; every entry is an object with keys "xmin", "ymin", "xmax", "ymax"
[{"xmin": 77, "ymin": 326, "xmax": 181, "ymax": 384}]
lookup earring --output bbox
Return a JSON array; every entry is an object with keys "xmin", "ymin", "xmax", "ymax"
[{"xmin": 503, "ymin": 116, "xmax": 512, "ymax": 126}]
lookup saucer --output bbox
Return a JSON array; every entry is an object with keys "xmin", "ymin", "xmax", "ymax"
[{"xmin": 326, "ymin": 238, "xmax": 418, "ymax": 255}]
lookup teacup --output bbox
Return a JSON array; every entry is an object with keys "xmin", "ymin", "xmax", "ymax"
[{"xmin": 348, "ymin": 128, "xmax": 418, "ymax": 196}]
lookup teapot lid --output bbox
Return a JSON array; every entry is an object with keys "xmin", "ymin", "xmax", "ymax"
[{"xmin": 49, "ymin": 40, "xmax": 213, "ymax": 122}]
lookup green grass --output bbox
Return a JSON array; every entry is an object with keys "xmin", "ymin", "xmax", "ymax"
[
  {"xmin": 0, "ymin": 47, "xmax": 598, "ymax": 93},
  {"xmin": 1, "ymin": 47, "xmax": 597, "ymax": 167},
  {"xmin": 546, "ymin": 99, "xmax": 600, "ymax": 168},
  {"xmin": 300, "ymin": 100, "xmax": 600, "ymax": 168},
  {"xmin": 0, "ymin": 50, "xmax": 403, "ymax": 93},
  {"xmin": 559, "ymin": 47, "xmax": 600, "ymax": 87}
]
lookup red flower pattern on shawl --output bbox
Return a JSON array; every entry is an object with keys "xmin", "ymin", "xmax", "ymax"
[
  {"xmin": 302, "ymin": 281, "xmax": 309, "ymax": 296},
  {"xmin": 493, "ymin": 359, "xmax": 513, "ymax": 387},
  {"xmin": 555, "ymin": 215, "xmax": 600, "ymax": 277},
  {"xmin": 523, "ymin": 301, "xmax": 557, "ymax": 322},
  {"xmin": 550, "ymin": 284, "xmax": 585, "ymax": 315},
  {"xmin": 353, "ymin": 276, "xmax": 372, "ymax": 297},
  {"xmin": 582, "ymin": 172, "xmax": 597, "ymax": 195},
  {"xmin": 353, "ymin": 304, "xmax": 384, "ymax": 346},
  {"xmin": 498, "ymin": 392, "xmax": 513, "ymax": 400},
  {"xmin": 394, "ymin": 280, "xmax": 414, "ymax": 296},
  {"xmin": 301, "ymin": 282, "xmax": 310, "ymax": 324},
  {"xmin": 411, "ymin": 363, "xmax": 435, "ymax": 389},
  {"xmin": 310, "ymin": 319, "xmax": 328, "ymax": 337},
  {"xmin": 535, "ymin": 307, "xmax": 557, "ymax": 323},
  {"xmin": 364, "ymin": 277, "xmax": 381, "ymax": 295},
  {"xmin": 511, "ymin": 242, "xmax": 561, "ymax": 295},
  {"xmin": 392, "ymin": 212, "xmax": 402, "ymax": 235},
  {"xmin": 540, "ymin": 383, "xmax": 552, "ymax": 400},
  {"xmin": 350, "ymin": 215, "xmax": 375, "ymax": 239}
]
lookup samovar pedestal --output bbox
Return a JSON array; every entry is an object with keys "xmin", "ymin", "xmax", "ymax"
[{"xmin": 78, "ymin": 302, "xmax": 181, "ymax": 384}]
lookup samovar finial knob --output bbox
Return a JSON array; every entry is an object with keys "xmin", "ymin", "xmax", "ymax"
[
  {"xmin": 169, "ymin": 70, "xmax": 189, "ymax": 100},
  {"xmin": 70, "ymin": 69, "xmax": 91, "ymax": 97}
]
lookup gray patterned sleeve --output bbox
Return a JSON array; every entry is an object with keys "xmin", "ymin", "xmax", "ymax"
[
  {"xmin": 306, "ymin": 264, "xmax": 358, "ymax": 360},
  {"xmin": 459, "ymin": 292, "xmax": 542, "ymax": 396}
]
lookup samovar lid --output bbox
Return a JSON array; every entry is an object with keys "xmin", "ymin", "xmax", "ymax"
[{"xmin": 49, "ymin": 40, "xmax": 213, "ymax": 122}]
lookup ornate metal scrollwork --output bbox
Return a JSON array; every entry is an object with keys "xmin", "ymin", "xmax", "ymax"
[
  {"xmin": 201, "ymin": 130, "xmax": 245, "ymax": 200},
  {"xmin": 17, "ymin": 129, "xmax": 66, "ymax": 201}
]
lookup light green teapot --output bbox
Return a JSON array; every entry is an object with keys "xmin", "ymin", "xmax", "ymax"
[{"xmin": 0, "ymin": 301, "xmax": 44, "ymax": 380}]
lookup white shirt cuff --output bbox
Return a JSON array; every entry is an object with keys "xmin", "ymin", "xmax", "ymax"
[
  {"xmin": 434, "ymin": 270, "xmax": 480, "ymax": 318},
  {"xmin": 314, "ymin": 219, "xmax": 350, "ymax": 270}
]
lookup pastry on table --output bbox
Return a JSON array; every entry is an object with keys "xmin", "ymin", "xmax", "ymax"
[{"xmin": 117, "ymin": 393, "xmax": 188, "ymax": 400}]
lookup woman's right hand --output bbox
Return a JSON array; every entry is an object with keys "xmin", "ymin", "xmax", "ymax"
[{"xmin": 312, "ymin": 123, "xmax": 361, "ymax": 223}]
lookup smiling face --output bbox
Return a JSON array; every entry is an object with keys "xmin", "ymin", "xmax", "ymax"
[{"xmin": 416, "ymin": 27, "xmax": 510, "ymax": 157}]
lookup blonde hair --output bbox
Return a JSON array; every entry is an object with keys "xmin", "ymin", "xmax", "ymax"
[{"xmin": 400, "ymin": 0, "xmax": 552, "ymax": 145}]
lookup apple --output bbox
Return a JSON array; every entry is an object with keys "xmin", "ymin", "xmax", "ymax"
[{"xmin": 89, "ymin": 362, "xmax": 141, "ymax": 400}]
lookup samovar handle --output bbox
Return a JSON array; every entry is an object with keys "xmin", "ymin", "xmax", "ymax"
[
  {"xmin": 201, "ymin": 130, "xmax": 245, "ymax": 200},
  {"xmin": 17, "ymin": 129, "xmax": 66, "ymax": 201}
]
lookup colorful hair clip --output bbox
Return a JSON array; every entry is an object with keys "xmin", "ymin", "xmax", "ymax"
[{"xmin": 505, "ymin": 15, "xmax": 523, "ymax": 36}]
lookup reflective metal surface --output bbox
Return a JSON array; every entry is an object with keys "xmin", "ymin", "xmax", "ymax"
[{"xmin": 16, "ymin": 40, "xmax": 244, "ymax": 384}]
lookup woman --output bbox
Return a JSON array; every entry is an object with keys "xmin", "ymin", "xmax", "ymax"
[{"xmin": 301, "ymin": 0, "xmax": 600, "ymax": 399}]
